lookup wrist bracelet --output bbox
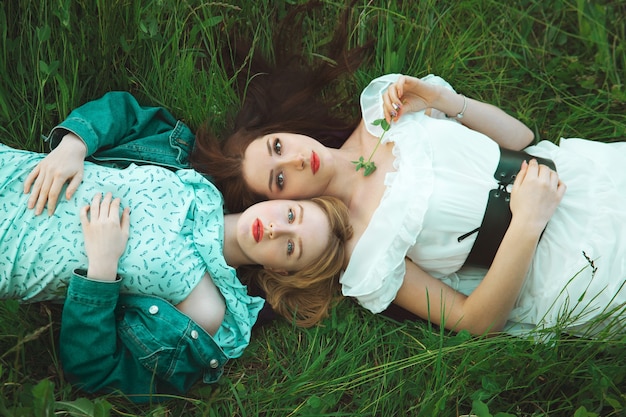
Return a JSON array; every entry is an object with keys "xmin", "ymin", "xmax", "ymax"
[{"xmin": 455, "ymin": 94, "xmax": 467, "ymax": 119}]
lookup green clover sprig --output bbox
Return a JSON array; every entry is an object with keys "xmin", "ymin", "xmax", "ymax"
[{"xmin": 351, "ymin": 118, "xmax": 390, "ymax": 176}]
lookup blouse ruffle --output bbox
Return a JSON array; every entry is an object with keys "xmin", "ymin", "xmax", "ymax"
[
  {"xmin": 340, "ymin": 74, "xmax": 456, "ymax": 313},
  {"xmin": 179, "ymin": 169, "xmax": 264, "ymax": 359}
]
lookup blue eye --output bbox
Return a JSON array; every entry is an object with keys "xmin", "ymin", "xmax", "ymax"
[
  {"xmin": 288, "ymin": 208, "xmax": 294, "ymax": 223},
  {"xmin": 273, "ymin": 138, "xmax": 282, "ymax": 155},
  {"xmin": 276, "ymin": 172, "xmax": 285, "ymax": 190},
  {"xmin": 287, "ymin": 240, "xmax": 294, "ymax": 256}
]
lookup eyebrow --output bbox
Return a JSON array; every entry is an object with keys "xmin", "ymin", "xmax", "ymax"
[
  {"xmin": 297, "ymin": 204, "xmax": 304, "ymax": 260},
  {"xmin": 266, "ymin": 138, "xmax": 273, "ymax": 192}
]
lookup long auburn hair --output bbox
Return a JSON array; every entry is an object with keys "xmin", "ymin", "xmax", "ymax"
[
  {"xmin": 190, "ymin": 1, "xmax": 372, "ymax": 213},
  {"xmin": 238, "ymin": 196, "xmax": 353, "ymax": 327}
]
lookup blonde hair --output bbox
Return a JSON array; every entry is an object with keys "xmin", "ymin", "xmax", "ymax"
[{"xmin": 239, "ymin": 196, "xmax": 353, "ymax": 327}]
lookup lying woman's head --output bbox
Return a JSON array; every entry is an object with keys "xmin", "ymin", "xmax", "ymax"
[
  {"xmin": 236, "ymin": 196, "xmax": 353, "ymax": 327},
  {"xmin": 192, "ymin": 125, "xmax": 344, "ymax": 213},
  {"xmin": 190, "ymin": 1, "xmax": 371, "ymax": 213}
]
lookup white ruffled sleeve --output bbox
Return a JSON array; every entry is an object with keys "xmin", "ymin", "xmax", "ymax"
[
  {"xmin": 421, "ymin": 74, "xmax": 458, "ymax": 120},
  {"xmin": 341, "ymin": 74, "xmax": 442, "ymax": 313},
  {"xmin": 360, "ymin": 74, "xmax": 458, "ymax": 139}
]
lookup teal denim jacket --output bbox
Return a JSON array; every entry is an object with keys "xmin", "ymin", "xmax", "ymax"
[
  {"xmin": 47, "ymin": 91, "xmax": 195, "ymax": 170},
  {"xmin": 53, "ymin": 93, "xmax": 242, "ymax": 402},
  {"xmin": 61, "ymin": 271, "xmax": 228, "ymax": 403}
]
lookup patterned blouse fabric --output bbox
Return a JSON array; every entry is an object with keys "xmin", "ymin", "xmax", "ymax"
[
  {"xmin": 0, "ymin": 143, "xmax": 262, "ymax": 358},
  {"xmin": 341, "ymin": 74, "xmax": 626, "ymax": 335}
]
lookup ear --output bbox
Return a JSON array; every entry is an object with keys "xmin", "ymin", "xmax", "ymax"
[{"xmin": 263, "ymin": 265, "xmax": 289, "ymax": 276}]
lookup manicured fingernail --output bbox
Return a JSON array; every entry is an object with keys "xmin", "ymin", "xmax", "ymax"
[
  {"xmin": 390, "ymin": 110, "xmax": 397, "ymax": 118},
  {"xmin": 392, "ymin": 102, "xmax": 400, "ymax": 111}
]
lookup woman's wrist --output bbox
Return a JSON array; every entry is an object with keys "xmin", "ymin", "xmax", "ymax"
[
  {"xmin": 440, "ymin": 90, "xmax": 468, "ymax": 120},
  {"xmin": 507, "ymin": 216, "xmax": 545, "ymax": 242},
  {"xmin": 60, "ymin": 132, "xmax": 88, "ymax": 157},
  {"xmin": 453, "ymin": 95, "xmax": 467, "ymax": 119},
  {"xmin": 87, "ymin": 261, "xmax": 119, "ymax": 282}
]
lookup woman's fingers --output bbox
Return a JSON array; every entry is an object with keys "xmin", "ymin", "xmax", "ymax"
[
  {"xmin": 100, "ymin": 191, "xmax": 113, "ymax": 213},
  {"xmin": 534, "ymin": 160, "xmax": 566, "ymax": 196},
  {"xmin": 512, "ymin": 160, "xmax": 529, "ymax": 188},
  {"xmin": 79, "ymin": 203, "xmax": 90, "ymax": 227},
  {"xmin": 25, "ymin": 175, "xmax": 42, "ymax": 210},
  {"xmin": 84, "ymin": 192, "xmax": 126, "ymax": 223},
  {"xmin": 108, "ymin": 195, "xmax": 123, "ymax": 224},
  {"xmin": 44, "ymin": 177, "xmax": 67, "ymax": 216},
  {"xmin": 35, "ymin": 177, "xmax": 54, "ymax": 216},
  {"xmin": 23, "ymin": 165, "xmax": 40, "ymax": 194},
  {"xmin": 80, "ymin": 192, "xmax": 130, "ymax": 281},
  {"xmin": 25, "ymin": 163, "xmax": 81, "ymax": 215},
  {"xmin": 383, "ymin": 76, "xmax": 407, "ymax": 122},
  {"xmin": 383, "ymin": 87, "xmax": 399, "ymax": 122},
  {"xmin": 23, "ymin": 134, "xmax": 87, "ymax": 216},
  {"xmin": 120, "ymin": 206, "xmax": 131, "ymax": 234},
  {"xmin": 65, "ymin": 173, "xmax": 83, "ymax": 200},
  {"xmin": 90, "ymin": 192, "xmax": 102, "ymax": 219},
  {"xmin": 510, "ymin": 159, "xmax": 566, "ymax": 232}
]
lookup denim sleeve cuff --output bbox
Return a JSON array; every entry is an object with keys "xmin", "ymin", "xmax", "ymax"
[
  {"xmin": 47, "ymin": 120, "xmax": 96, "ymax": 155},
  {"xmin": 67, "ymin": 269, "xmax": 122, "ymax": 306}
]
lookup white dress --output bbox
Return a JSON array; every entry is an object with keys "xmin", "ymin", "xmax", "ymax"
[{"xmin": 340, "ymin": 74, "xmax": 626, "ymax": 335}]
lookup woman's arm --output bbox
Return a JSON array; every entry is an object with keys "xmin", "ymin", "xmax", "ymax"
[
  {"xmin": 61, "ymin": 192, "xmax": 157, "ymax": 398},
  {"xmin": 47, "ymin": 91, "xmax": 179, "ymax": 155},
  {"xmin": 62, "ymin": 193, "xmax": 226, "ymax": 402},
  {"xmin": 394, "ymin": 220, "xmax": 539, "ymax": 333},
  {"xmin": 393, "ymin": 159, "xmax": 565, "ymax": 334},
  {"xmin": 24, "ymin": 92, "xmax": 181, "ymax": 215},
  {"xmin": 61, "ymin": 192, "xmax": 143, "ymax": 397},
  {"xmin": 383, "ymin": 75, "xmax": 534, "ymax": 151},
  {"xmin": 60, "ymin": 272, "xmax": 158, "ymax": 400}
]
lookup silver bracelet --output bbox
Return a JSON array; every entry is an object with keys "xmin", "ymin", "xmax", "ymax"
[{"xmin": 455, "ymin": 94, "xmax": 467, "ymax": 119}]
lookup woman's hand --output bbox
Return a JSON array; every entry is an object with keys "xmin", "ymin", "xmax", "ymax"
[
  {"xmin": 382, "ymin": 75, "xmax": 444, "ymax": 123},
  {"xmin": 383, "ymin": 74, "xmax": 535, "ymax": 150},
  {"xmin": 24, "ymin": 133, "xmax": 87, "ymax": 216},
  {"xmin": 80, "ymin": 192, "xmax": 131, "ymax": 281},
  {"xmin": 396, "ymin": 159, "xmax": 565, "ymax": 334},
  {"xmin": 510, "ymin": 159, "xmax": 566, "ymax": 233}
]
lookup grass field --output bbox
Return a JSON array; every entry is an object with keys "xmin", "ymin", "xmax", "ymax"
[{"xmin": 1, "ymin": 0, "xmax": 625, "ymax": 416}]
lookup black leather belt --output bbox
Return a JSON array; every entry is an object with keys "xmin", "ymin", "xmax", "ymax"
[{"xmin": 460, "ymin": 148, "xmax": 556, "ymax": 268}]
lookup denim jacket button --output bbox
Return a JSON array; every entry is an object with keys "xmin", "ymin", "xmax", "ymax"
[
  {"xmin": 209, "ymin": 359, "xmax": 219, "ymax": 369},
  {"xmin": 148, "ymin": 305, "xmax": 159, "ymax": 315},
  {"xmin": 191, "ymin": 330, "xmax": 199, "ymax": 339}
]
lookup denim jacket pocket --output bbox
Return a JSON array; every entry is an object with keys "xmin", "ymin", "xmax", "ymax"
[
  {"xmin": 169, "ymin": 120, "xmax": 194, "ymax": 166},
  {"xmin": 116, "ymin": 296, "xmax": 227, "ymax": 393},
  {"xmin": 117, "ymin": 311, "xmax": 183, "ymax": 381}
]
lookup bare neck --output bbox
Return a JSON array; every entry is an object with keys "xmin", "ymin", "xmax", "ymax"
[
  {"xmin": 221, "ymin": 214, "xmax": 252, "ymax": 268},
  {"xmin": 323, "ymin": 122, "xmax": 375, "ymax": 207}
]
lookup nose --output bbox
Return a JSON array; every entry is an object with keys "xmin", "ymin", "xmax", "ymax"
[
  {"xmin": 267, "ymin": 222, "xmax": 288, "ymax": 239},
  {"xmin": 283, "ymin": 153, "xmax": 305, "ymax": 170}
]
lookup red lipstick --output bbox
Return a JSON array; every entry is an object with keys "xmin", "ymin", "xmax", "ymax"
[
  {"xmin": 252, "ymin": 218, "xmax": 264, "ymax": 242},
  {"xmin": 311, "ymin": 151, "xmax": 320, "ymax": 174}
]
